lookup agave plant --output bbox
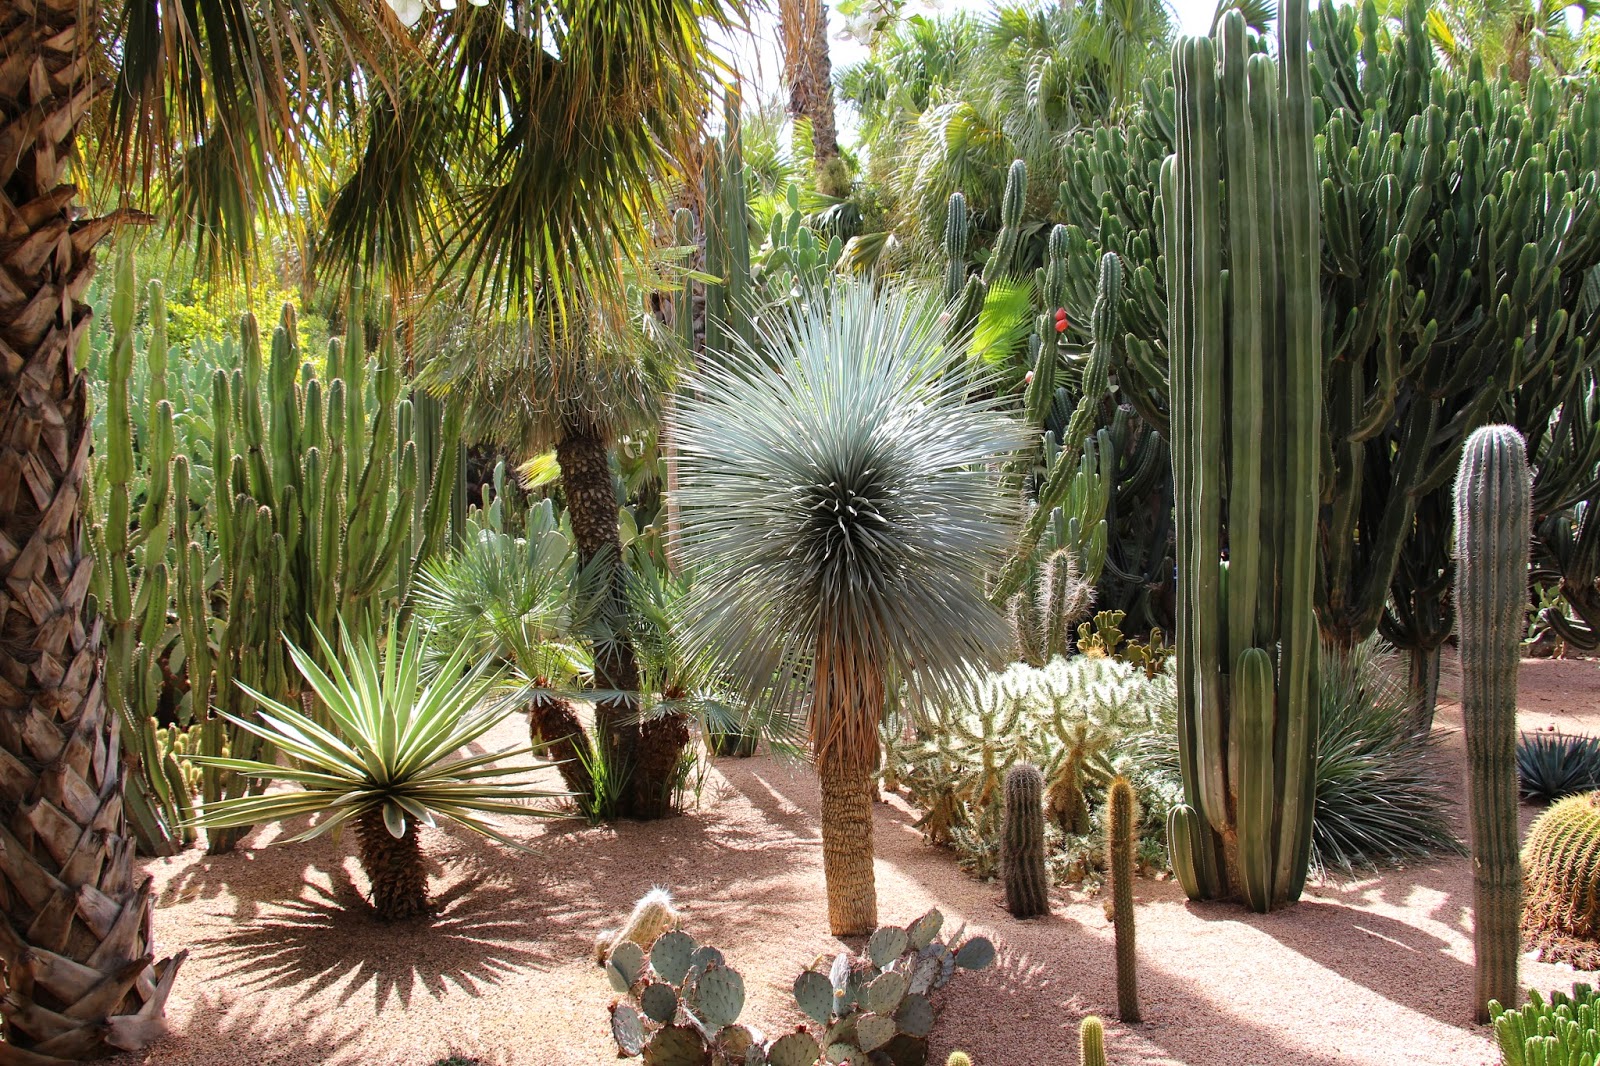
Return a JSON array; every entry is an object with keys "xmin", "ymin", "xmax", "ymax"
[
  {"xmin": 190, "ymin": 626, "xmax": 563, "ymax": 921},
  {"xmin": 1517, "ymin": 731, "xmax": 1600, "ymax": 804},
  {"xmin": 673, "ymin": 281, "xmax": 1023, "ymax": 934}
]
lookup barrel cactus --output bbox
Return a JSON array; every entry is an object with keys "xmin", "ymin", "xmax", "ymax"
[
  {"xmin": 1523, "ymin": 792, "xmax": 1600, "ymax": 968},
  {"xmin": 1455, "ymin": 424, "xmax": 1532, "ymax": 1018},
  {"xmin": 1002, "ymin": 763, "xmax": 1050, "ymax": 918}
]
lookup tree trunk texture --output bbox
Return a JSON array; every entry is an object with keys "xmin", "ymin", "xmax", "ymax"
[
  {"xmin": 0, "ymin": 0, "xmax": 185, "ymax": 1059},
  {"xmin": 555, "ymin": 428, "xmax": 685, "ymax": 819},
  {"xmin": 1407, "ymin": 643, "xmax": 1443, "ymax": 737},
  {"xmin": 528, "ymin": 688, "xmax": 595, "ymax": 799},
  {"xmin": 780, "ymin": 0, "xmax": 841, "ymax": 170},
  {"xmin": 818, "ymin": 761, "xmax": 878, "ymax": 936},
  {"xmin": 355, "ymin": 809, "xmax": 431, "ymax": 922}
]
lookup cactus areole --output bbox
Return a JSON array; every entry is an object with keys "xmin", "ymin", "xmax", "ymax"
[{"xmin": 1164, "ymin": 0, "xmax": 1323, "ymax": 912}]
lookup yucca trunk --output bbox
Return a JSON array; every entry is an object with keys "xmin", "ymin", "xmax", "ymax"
[
  {"xmin": 556, "ymin": 427, "xmax": 687, "ymax": 819},
  {"xmin": 355, "ymin": 809, "xmax": 430, "ymax": 922},
  {"xmin": 813, "ymin": 639, "xmax": 883, "ymax": 936},
  {"xmin": 0, "ymin": 0, "xmax": 185, "ymax": 1058}
]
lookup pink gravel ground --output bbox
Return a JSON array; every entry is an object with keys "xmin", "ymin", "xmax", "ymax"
[{"xmin": 117, "ymin": 653, "xmax": 1600, "ymax": 1066}]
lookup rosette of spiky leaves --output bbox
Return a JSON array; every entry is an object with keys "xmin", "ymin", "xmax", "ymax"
[
  {"xmin": 188, "ymin": 625, "xmax": 563, "ymax": 916},
  {"xmin": 1518, "ymin": 732, "xmax": 1600, "ymax": 804},
  {"xmin": 674, "ymin": 281, "xmax": 1024, "ymax": 934}
]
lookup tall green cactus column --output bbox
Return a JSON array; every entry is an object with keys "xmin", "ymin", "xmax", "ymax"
[
  {"xmin": 1164, "ymin": 0, "xmax": 1322, "ymax": 911},
  {"xmin": 1454, "ymin": 425, "xmax": 1530, "ymax": 1021}
]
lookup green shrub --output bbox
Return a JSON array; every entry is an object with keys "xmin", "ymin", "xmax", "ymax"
[{"xmin": 1311, "ymin": 639, "xmax": 1463, "ymax": 872}]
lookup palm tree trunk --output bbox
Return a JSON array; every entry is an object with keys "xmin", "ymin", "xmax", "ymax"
[
  {"xmin": 780, "ymin": 0, "xmax": 841, "ymax": 172},
  {"xmin": 556, "ymin": 426, "xmax": 686, "ymax": 819},
  {"xmin": 355, "ymin": 809, "xmax": 430, "ymax": 921},
  {"xmin": 818, "ymin": 761, "xmax": 878, "ymax": 935},
  {"xmin": 0, "ymin": 2, "xmax": 184, "ymax": 1058},
  {"xmin": 528, "ymin": 688, "xmax": 595, "ymax": 798}
]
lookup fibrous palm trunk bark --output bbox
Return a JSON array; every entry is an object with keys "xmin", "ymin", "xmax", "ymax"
[
  {"xmin": 812, "ymin": 641, "xmax": 882, "ymax": 936},
  {"xmin": 355, "ymin": 809, "xmax": 430, "ymax": 921},
  {"xmin": 780, "ymin": 0, "xmax": 841, "ymax": 176},
  {"xmin": 0, "ymin": 1, "xmax": 185, "ymax": 1059},
  {"xmin": 555, "ymin": 427, "xmax": 685, "ymax": 819}
]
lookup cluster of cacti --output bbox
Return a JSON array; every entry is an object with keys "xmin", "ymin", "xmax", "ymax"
[
  {"xmin": 1163, "ymin": 2, "xmax": 1322, "ymax": 913},
  {"xmin": 1076, "ymin": 611, "xmax": 1127, "ymax": 660},
  {"xmin": 1008, "ymin": 548, "xmax": 1096, "ymax": 666},
  {"xmin": 1455, "ymin": 425, "xmax": 1532, "ymax": 1018},
  {"xmin": 758, "ymin": 185, "xmax": 844, "ymax": 299},
  {"xmin": 1490, "ymin": 984, "xmax": 1600, "ymax": 1066},
  {"xmin": 1521, "ymin": 792, "xmax": 1600, "ymax": 970},
  {"xmin": 604, "ymin": 900, "xmax": 995, "ymax": 1065},
  {"xmin": 1001, "ymin": 764, "xmax": 1050, "ymax": 918},
  {"xmin": 890, "ymin": 656, "xmax": 1176, "ymax": 883},
  {"xmin": 1079, "ymin": 1017, "xmax": 1106, "ymax": 1066},
  {"xmin": 1053, "ymin": 0, "xmax": 1600, "ymax": 694},
  {"xmin": 91, "ymin": 256, "xmax": 459, "ymax": 855},
  {"xmin": 1105, "ymin": 777, "xmax": 1140, "ymax": 1022}
]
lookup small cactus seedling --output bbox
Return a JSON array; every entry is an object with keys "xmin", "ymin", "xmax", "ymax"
[
  {"xmin": 1080, "ymin": 1016, "xmax": 1107, "ymax": 1066},
  {"xmin": 947, "ymin": 1054, "xmax": 973, "ymax": 1066}
]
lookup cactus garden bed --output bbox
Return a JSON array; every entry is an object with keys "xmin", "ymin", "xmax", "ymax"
[{"xmin": 112, "ymin": 653, "xmax": 1600, "ymax": 1066}]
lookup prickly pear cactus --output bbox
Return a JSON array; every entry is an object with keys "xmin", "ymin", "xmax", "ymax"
[{"xmin": 601, "ymin": 897, "xmax": 996, "ymax": 1066}]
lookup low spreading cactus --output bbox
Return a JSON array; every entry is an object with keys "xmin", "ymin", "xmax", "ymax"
[
  {"xmin": 1489, "ymin": 984, "xmax": 1600, "ymax": 1066},
  {"xmin": 602, "ymin": 894, "xmax": 996, "ymax": 1065}
]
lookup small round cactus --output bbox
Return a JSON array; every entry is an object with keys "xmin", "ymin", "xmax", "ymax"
[
  {"xmin": 947, "ymin": 1053, "xmax": 973, "ymax": 1066},
  {"xmin": 1523, "ymin": 790, "xmax": 1600, "ymax": 966}
]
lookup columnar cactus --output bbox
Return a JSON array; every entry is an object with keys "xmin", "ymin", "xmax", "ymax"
[
  {"xmin": 1454, "ymin": 424, "xmax": 1531, "ymax": 1020},
  {"xmin": 1002, "ymin": 763, "xmax": 1050, "ymax": 918},
  {"xmin": 943, "ymin": 191, "xmax": 971, "ymax": 307},
  {"xmin": 983, "ymin": 159, "xmax": 1029, "ymax": 284},
  {"xmin": 1080, "ymin": 1016, "xmax": 1107, "ymax": 1066},
  {"xmin": 1106, "ymin": 776, "xmax": 1141, "ymax": 1022},
  {"xmin": 1164, "ymin": 0, "xmax": 1322, "ymax": 911}
]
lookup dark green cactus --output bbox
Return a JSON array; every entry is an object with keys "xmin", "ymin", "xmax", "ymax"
[
  {"xmin": 1080, "ymin": 1016, "xmax": 1106, "ymax": 1066},
  {"xmin": 1002, "ymin": 763, "xmax": 1050, "ymax": 918},
  {"xmin": 983, "ymin": 159, "xmax": 1029, "ymax": 284},
  {"xmin": 943, "ymin": 192, "xmax": 971, "ymax": 306},
  {"xmin": 1454, "ymin": 424, "xmax": 1530, "ymax": 1022},
  {"xmin": 1106, "ymin": 776, "xmax": 1140, "ymax": 1023},
  {"xmin": 1164, "ymin": 2, "xmax": 1321, "ymax": 912},
  {"xmin": 93, "ymin": 259, "xmax": 458, "ymax": 855}
]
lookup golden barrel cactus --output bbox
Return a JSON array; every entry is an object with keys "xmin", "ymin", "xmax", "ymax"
[{"xmin": 1522, "ymin": 791, "xmax": 1600, "ymax": 967}]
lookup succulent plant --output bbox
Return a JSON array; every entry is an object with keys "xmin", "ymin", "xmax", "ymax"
[
  {"xmin": 1455, "ymin": 425, "xmax": 1532, "ymax": 1018},
  {"xmin": 1079, "ymin": 1017, "xmax": 1106, "ymax": 1066},
  {"xmin": 946, "ymin": 1054, "xmax": 972, "ymax": 1066},
  {"xmin": 1518, "ymin": 732, "xmax": 1600, "ymax": 805},
  {"xmin": 1002, "ymin": 764, "xmax": 1050, "ymax": 918},
  {"xmin": 1489, "ymin": 984, "xmax": 1600, "ymax": 1066},
  {"xmin": 1106, "ymin": 777, "xmax": 1140, "ymax": 1022},
  {"xmin": 1522, "ymin": 792, "xmax": 1600, "ymax": 970},
  {"xmin": 603, "ymin": 898, "xmax": 996, "ymax": 1066}
]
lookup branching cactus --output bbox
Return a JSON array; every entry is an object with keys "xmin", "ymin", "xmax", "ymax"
[
  {"xmin": 1164, "ymin": 0, "xmax": 1322, "ymax": 912},
  {"xmin": 1454, "ymin": 424, "xmax": 1531, "ymax": 1021},
  {"xmin": 1002, "ymin": 764, "xmax": 1050, "ymax": 918},
  {"xmin": 1106, "ymin": 777, "xmax": 1140, "ymax": 1022}
]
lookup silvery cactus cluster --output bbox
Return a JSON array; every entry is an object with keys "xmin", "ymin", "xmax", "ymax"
[{"xmin": 605, "ymin": 904, "xmax": 995, "ymax": 1066}]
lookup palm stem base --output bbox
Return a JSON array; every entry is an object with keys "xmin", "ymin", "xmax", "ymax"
[
  {"xmin": 819, "ymin": 763, "xmax": 878, "ymax": 935},
  {"xmin": 356, "ymin": 810, "xmax": 431, "ymax": 921}
]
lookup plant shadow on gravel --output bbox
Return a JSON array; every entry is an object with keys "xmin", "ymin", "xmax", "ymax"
[
  {"xmin": 196, "ymin": 875, "xmax": 557, "ymax": 1011},
  {"xmin": 113, "ymin": 994, "xmax": 366, "ymax": 1066}
]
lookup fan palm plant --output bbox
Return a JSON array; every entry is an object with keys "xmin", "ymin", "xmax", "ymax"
[
  {"xmin": 190, "ymin": 625, "xmax": 561, "ymax": 921},
  {"xmin": 672, "ymin": 282, "xmax": 1024, "ymax": 934},
  {"xmin": 2, "ymin": 0, "xmax": 736, "ymax": 1051}
]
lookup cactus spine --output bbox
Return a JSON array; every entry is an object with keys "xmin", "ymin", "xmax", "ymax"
[
  {"xmin": 1080, "ymin": 1016, "xmax": 1106, "ymax": 1066},
  {"xmin": 1165, "ymin": 1, "xmax": 1322, "ymax": 911},
  {"xmin": 1454, "ymin": 424, "xmax": 1530, "ymax": 1021},
  {"xmin": 1002, "ymin": 763, "xmax": 1050, "ymax": 918},
  {"xmin": 1106, "ymin": 776, "xmax": 1141, "ymax": 1022},
  {"xmin": 946, "ymin": 1055, "xmax": 972, "ymax": 1066},
  {"xmin": 983, "ymin": 159, "xmax": 1028, "ymax": 283}
]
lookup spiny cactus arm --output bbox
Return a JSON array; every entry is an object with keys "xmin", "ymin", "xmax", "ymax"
[{"xmin": 983, "ymin": 160, "xmax": 1029, "ymax": 285}]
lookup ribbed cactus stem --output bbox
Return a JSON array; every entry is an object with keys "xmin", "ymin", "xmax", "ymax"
[
  {"xmin": 943, "ymin": 192, "xmax": 971, "ymax": 306},
  {"xmin": 1079, "ymin": 1016, "xmax": 1106, "ymax": 1066},
  {"xmin": 945, "ymin": 1054, "xmax": 972, "ymax": 1066},
  {"xmin": 1454, "ymin": 424, "xmax": 1529, "ymax": 1022},
  {"xmin": 1106, "ymin": 776, "xmax": 1141, "ymax": 1022},
  {"xmin": 1001, "ymin": 763, "xmax": 1050, "ymax": 918},
  {"xmin": 983, "ymin": 159, "xmax": 1028, "ymax": 283},
  {"xmin": 1165, "ymin": 0, "xmax": 1321, "ymax": 912},
  {"xmin": 1041, "ymin": 548, "xmax": 1094, "ymax": 661}
]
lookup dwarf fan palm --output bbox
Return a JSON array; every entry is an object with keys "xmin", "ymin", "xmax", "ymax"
[
  {"xmin": 190, "ymin": 625, "xmax": 561, "ymax": 921},
  {"xmin": 672, "ymin": 283, "xmax": 1023, "ymax": 934}
]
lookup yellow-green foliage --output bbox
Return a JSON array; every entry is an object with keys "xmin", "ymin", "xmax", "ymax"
[{"xmin": 1523, "ymin": 791, "xmax": 1600, "ymax": 959}]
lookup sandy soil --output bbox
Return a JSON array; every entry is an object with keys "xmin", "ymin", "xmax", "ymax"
[{"xmin": 118, "ymin": 653, "xmax": 1600, "ymax": 1066}]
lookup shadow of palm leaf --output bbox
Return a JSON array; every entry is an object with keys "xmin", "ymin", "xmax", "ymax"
[{"xmin": 197, "ymin": 873, "xmax": 557, "ymax": 1011}]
